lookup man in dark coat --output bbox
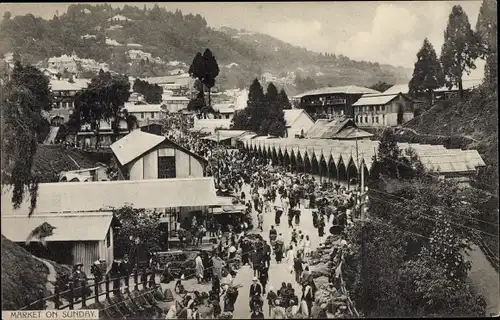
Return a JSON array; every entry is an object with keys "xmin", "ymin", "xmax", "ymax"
[{"xmin": 249, "ymin": 277, "xmax": 263, "ymax": 310}]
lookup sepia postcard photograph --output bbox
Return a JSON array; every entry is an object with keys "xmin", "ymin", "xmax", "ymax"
[{"xmin": 0, "ymin": 1, "xmax": 498, "ymax": 319}]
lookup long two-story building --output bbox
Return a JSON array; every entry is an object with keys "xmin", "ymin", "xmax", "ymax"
[
  {"xmin": 352, "ymin": 92, "xmax": 415, "ymax": 127},
  {"xmin": 291, "ymin": 85, "xmax": 380, "ymax": 120}
]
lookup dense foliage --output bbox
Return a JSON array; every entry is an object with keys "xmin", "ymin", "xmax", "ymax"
[
  {"xmin": 440, "ymin": 5, "xmax": 480, "ymax": 98},
  {"xmin": 112, "ymin": 205, "xmax": 161, "ymax": 259},
  {"xmin": 475, "ymin": 0, "xmax": 497, "ymax": 88},
  {"xmin": 188, "ymin": 48, "xmax": 220, "ymax": 112},
  {"xmin": 73, "ymin": 70, "xmax": 130, "ymax": 148},
  {"xmin": 343, "ymin": 130, "xmax": 488, "ymax": 317},
  {"xmin": 132, "ymin": 79, "xmax": 162, "ymax": 104},
  {"xmin": 1, "ymin": 61, "xmax": 52, "ymax": 216},
  {"xmin": 231, "ymin": 79, "xmax": 289, "ymax": 137},
  {"xmin": 368, "ymin": 81, "xmax": 393, "ymax": 93},
  {"xmin": 409, "ymin": 38, "xmax": 444, "ymax": 101}
]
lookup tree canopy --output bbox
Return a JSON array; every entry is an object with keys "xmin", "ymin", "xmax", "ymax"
[
  {"xmin": 440, "ymin": 5, "xmax": 479, "ymax": 98},
  {"xmin": 132, "ymin": 79, "xmax": 162, "ymax": 104},
  {"xmin": 343, "ymin": 130, "xmax": 488, "ymax": 317},
  {"xmin": 231, "ymin": 79, "xmax": 289, "ymax": 137},
  {"xmin": 369, "ymin": 81, "xmax": 393, "ymax": 93},
  {"xmin": 1, "ymin": 61, "xmax": 52, "ymax": 216},
  {"xmin": 409, "ymin": 38, "xmax": 444, "ymax": 100},
  {"xmin": 73, "ymin": 71, "xmax": 130, "ymax": 148},
  {"xmin": 476, "ymin": 0, "xmax": 497, "ymax": 88}
]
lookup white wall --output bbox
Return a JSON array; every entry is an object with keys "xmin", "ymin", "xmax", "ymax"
[{"xmin": 288, "ymin": 113, "xmax": 315, "ymax": 137}]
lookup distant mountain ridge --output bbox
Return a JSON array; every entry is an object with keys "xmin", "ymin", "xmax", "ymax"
[{"xmin": 0, "ymin": 4, "xmax": 411, "ymax": 90}]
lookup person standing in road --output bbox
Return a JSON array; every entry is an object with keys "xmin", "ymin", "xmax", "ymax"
[
  {"xmin": 195, "ymin": 253, "xmax": 204, "ymax": 284},
  {"xmin": 285, "ymin": 245, "xmax": 296, "ymax": 275}
]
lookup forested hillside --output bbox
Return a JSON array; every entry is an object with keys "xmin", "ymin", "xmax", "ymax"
[{"xmin": 0, "ymin": 3, "xmax": 410, "ymax": 89}]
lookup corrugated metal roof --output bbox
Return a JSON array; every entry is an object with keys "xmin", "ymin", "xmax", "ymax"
[
  {"xmin": 383, "ymin": 84, "xmax": 409, "ymax": 95},
  {"xmin": 2, "ymin": 212, "xmax": 114, "ymax": 242},
  {"xmin": 434, "ymin": 79, "xmax": 483, "ymax": 92},
  {"xmin": 1, "ymin": 178, "xmax": 218, "ymax": 215},
  {"xmin": 50, "ymin": 80, "xmax": 85, "ymax": 91},
  {"xmin": 124, "ymin": 103, "xmax": 163, "ymax": 113},
  {"xmin": 332, "ymin": 127, "xmax": 374, "ymax": 139},
  {"xmin": 293, "ymin": 85, "xmax": 380, "ymax": 98},
  {"xmin": 352, "ymin": 93, "xmax": 399, "ymax": 106},
  {"xmin": 110, "ymin": 130, "xmax": 165, "ymax": 166}
]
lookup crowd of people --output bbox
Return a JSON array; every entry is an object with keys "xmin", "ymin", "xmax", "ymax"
[{"xmin": 158, "ymin": 117, "xmax": 365, "ymax": 318}]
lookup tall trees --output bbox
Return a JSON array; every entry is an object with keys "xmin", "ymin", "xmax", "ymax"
[
  {"xmin": 247, "ymin": 78, "xmax": 267, "ymax": 134},
  {"xmin": 74, "ymin": 71, "xmax": 130, "ymax": 148},
  {"xmin": 231, "ymin": 79, "xmax": 289, "ymax": 137},
  {"xmin": 266, "ymin": 83, "xmax": 286, "ymax": 137},
  {"xmin": 278, "ymin": 88, "xmax": 292, "ymax": 110},
  {"xmin": 476, "ymin": 0, "xmax": 497, "ymax": 88},
  {"xmin": 409, "ymin": 38, "xmax": 444, "ymax": 102},
  {"xmin": 440, "ymin": 5, "xmax": 479, "ymax": 98},
  {"xmin": 202, "ymin": 48, "xmax": 220, "ymax": 109},
  {"xmin": 188, "ymin": 49, "xmax": 220, "ymax": 115},
  {"xmin": 1, "ymin": 61, "xmax": 51, "ymax": 216},
  {"xmin": 132, "ymin": 79, "xmax": 162, "ymax": 104}
]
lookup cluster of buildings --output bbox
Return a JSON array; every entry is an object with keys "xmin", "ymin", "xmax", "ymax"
[
  {"xmin": 290, "ymin": 79, "xmax": 483, "ymax": 128},
  {"xmin": 2, "ymin": 128, "xmax": 220, "ymax": 275},
  {"xmin": 260, "ymin": 71, "xmax": 295, "ymax": 86},
  {"xmin": 45, "ymin": 52, "xmax": 110, "ymax": 76}
]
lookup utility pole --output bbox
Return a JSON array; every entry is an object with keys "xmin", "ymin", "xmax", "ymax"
[{"xmin": 216, "ymin": 130, "xmax": 220, "ymax": 186}]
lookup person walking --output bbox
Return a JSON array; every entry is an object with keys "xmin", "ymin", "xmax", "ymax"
[
  {"xmin": 285, "ymin": 245, "xmax": 296, "ymax": 276},
  {"xmin": 249, "ymin": 277, "xmax": 263, "ymax": 311},
  {"xmin": 293, "ymin": 253, "xmax": 304, "ymax": 284},
  {"xmin": 259, "ymin": 264, "xmax": 269, "ymax": 294},
  {"xmin": 195, "ymin": 253, "xmax": 204, "ymax": 284},
  {"xmin": 304, "ymin": 235, "xmax": 311, "ymax": 261}
]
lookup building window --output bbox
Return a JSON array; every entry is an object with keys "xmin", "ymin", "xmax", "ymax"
[
  {"xmin": 365, "ymin": 116, "xmax": 368, "ymax": 123},
  {"xmin": 151, "ymin": 112, "xmax": 155, "ymax": 119},
  {"xmin": 382, "ymin": 114, "xmax": 385, "ymax": 124},
  {"xmin": 372, "ymin": 116, "xmax": 375, "ymax": 123},
  {"xmin": 158, "ymin": 156, "xmax": 176, "ymax": 179},
  {"xmin": 140, "ymin": 112, "xmax": 144, "ymax": 119},
  {"xmin": 375, "ymin": 116, "xmax": 379, "ymax": 124}
]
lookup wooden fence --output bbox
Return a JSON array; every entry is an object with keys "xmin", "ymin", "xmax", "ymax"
[{"xmin": 19, "ymin": 267, "xmax": 159, "ymax": 311}]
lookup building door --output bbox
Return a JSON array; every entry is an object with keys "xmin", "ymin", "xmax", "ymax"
[
  {"xmin": 397, "ymin": 103, "xmax": 404, "ymax": 125},
  {"xmin": 158, "ymin": 156, "xmax": 176, "ymax": 178}
]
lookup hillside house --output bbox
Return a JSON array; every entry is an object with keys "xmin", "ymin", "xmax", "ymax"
[
  {"xmin": 48, "ymin": 54, "xmax": 78, "ymax": 73},
  {"xmin": 128, "ymin": 92, "xmax": 145, "ymax": 103},
  {"xmin": 213, "ymin": 104, "xmax": 235, "ymax": 120},
  {"xmin": 108, "ymin": 14, "xmax": 133, "ymax": 22},
  {"xmin": 127, "ymin": 50, "xmax": 152, "ymax": 61},
  {"xmin": 77, "ymin": 119, "xmax": 129, "ymax": 148},
  {"xmin": 283, "ymin": 109, "xmax": 315, "ymax": 138},
  {"xmin": 292, "ymin": 86, "xmax": 380, "ymax": 119},
  {"xmin": 161, "ymin": 96, "xmax": 190, "ymax": 113},
  {"xmin": 110, "ymin": 130, "xmax": 208, "ymax": 180},
  {"xmin": 59, "ymin": 166, "xmax": 109, "ymax": 182},
  {"xmin": 306, "ymin": 118, "xmax": 374, "ymax": 140},
  {"xmin": 143, "ymin": 74, "xmax": 195, "ymax": 92},
  {"xmin": 192, "ymin": 119, "xmax": 232, "ymax": 134},
  {"xmin": 352, "ymin": 93, "xmax": 415, "ymax": 127},
  {"xmin": 48, "ymin": 79, "xmax": 89, "ymax": 124},
  {"xmin": 124, "ymin": 103, "xmax": 164, "ymax": 122}
]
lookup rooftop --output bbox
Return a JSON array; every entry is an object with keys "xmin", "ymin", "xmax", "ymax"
[
  {"xmin": 293, "ymin": 85, "xmax": 381, "ymax": 99},
  {"xmin": 124, "ymin": 103, "xmax": 163, "ymax": 113},
  {"xmin": 110, "ymin": 130, "xmax": 165, "ymax": 166},
  {"xmin": 1, "ymin": 177, "xmax": 219, "ymax": 216},
  {"xmin": 283, "ymin": 109, "xmax": 312, "ymax": 127},
  {"xmin": 2, "ymin": 212, "xmax": 115, "ymax": 242},
  {"xmin": 383, "ymin": 84, "xmax": 410, "ymax": 95},
  {"xmin": 352, "ymin": 93, "xmax": 402, "ymax": 106}
]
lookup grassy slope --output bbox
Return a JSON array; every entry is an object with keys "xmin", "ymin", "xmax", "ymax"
[
  {"xmin": 1, "ymin": 235, "xmax": 50, "ymax": 310},
  {"xmin": 404, "ymin": 85, "xmax": 498, "ymax": 194}
]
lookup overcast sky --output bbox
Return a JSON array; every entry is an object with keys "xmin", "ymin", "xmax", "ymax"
[{"xmin": 1, "ymin": 1, "xmax": 485, "ymax": 77}]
